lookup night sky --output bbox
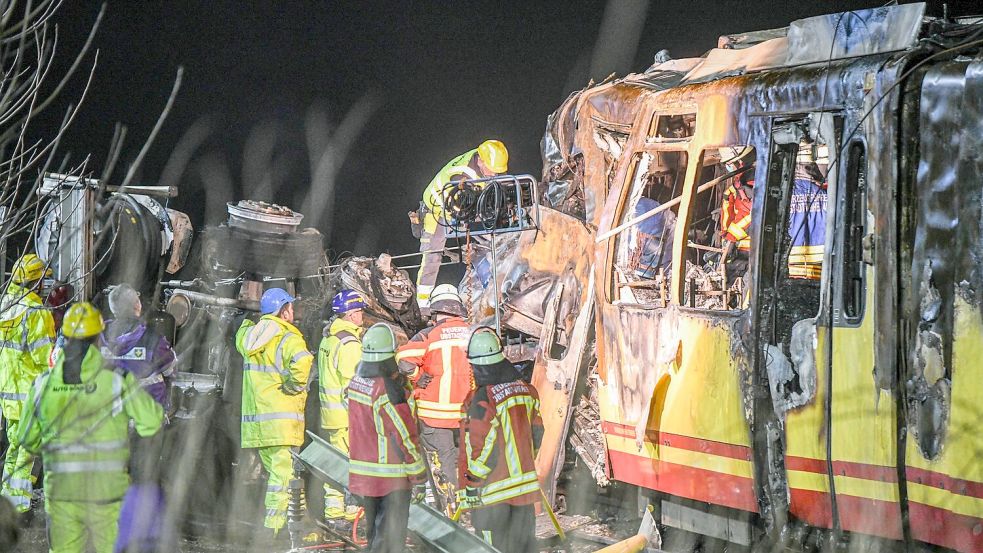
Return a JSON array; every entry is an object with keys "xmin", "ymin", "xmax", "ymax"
[{"xmin": 38, "ymin": 1, "xmax": 978, "ymax": 260}]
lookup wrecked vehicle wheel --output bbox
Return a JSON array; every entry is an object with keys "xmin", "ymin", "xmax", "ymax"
[{"xmin": 200, "ymin": 225, "xmax": 323, "ymax": 277}]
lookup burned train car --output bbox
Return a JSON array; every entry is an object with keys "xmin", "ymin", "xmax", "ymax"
[{"xmin": 500, "ymin": 4, "xmax": 982, "ymax": 552}]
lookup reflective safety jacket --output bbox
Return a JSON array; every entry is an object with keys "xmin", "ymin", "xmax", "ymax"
[
  {"xmin": 18, "ymin": 342, "xmax": 163, "ymax": 502},
  {"xmin": 100, "ymin": 318, "xmax": 176, "ymax": 407},
  {"xmin": 422, "ymin": 149, "xmax": 480, "ymax": 218},
  {"xmin": 787, "ymin": 173, "xmax": 827, "ymax": 280},
  {"xmin": 721, "ymin": 172, "xmax": 754, "ymax": 251},
  {"xmin": 0, "ymin": 284, "xmax": 55, "ymax": 420},
  {"xmin": 236, "ymin": 316, "xmax": 314, "ymax": 448},
  {"xmin": 461, "ymin": 371, "xmax": 543, "ymax": 506},
  {"xmin": 347, "ymin": 364, "xmax": 426, "ymax": 497},
  {"xmin": 318, "ymin": 318, "xmax": 361, "ymax": 429},
  {"xmin": 396, "ymin": 317, "xmax": 473, "ymax": 428}
]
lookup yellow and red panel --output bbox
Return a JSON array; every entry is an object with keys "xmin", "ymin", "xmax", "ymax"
[{"xmin": 905, "ymin": 294, "xmax": 983, "ymax": 553}]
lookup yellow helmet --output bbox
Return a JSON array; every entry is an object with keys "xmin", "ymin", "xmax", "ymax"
[
  {"xmin": 11, "ymin": 254, "xmax": 52, "ymax": 285},
  {"xmin": 477, "ymin": 140, "xmax": 508, "ymax": 174},
  {"xmin": 62, "ymin": 302, "xmax": 105, "ymax": 339}
]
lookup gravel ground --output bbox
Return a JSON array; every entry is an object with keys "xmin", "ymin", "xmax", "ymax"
[{"xmin": 12, "ymin": 511, "xmax": 648, "ymax": 553}]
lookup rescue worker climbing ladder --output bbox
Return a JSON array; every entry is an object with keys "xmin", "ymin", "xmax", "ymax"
[
  {"xmin": 0, "ymin": 254, "xmax": 55, "ymax": 512},
  {"xmin": 415, "ymin": 140, "xmax": 509, "ymax": 316},
  {"xmin": 348, "ymin": 323, "xmax": 427, "ymax": 553},
  {"xmin": 458, "ymin": 328, "xmax": 543, "ymax": 553},
  {"xmin": 236, "ymin": 288, "xmax": 313, "ymax": 536},
  {"xmin": 318, "ymin": 289, "xmax": 366, "ymax": 523},
  {"xmin": 18, "ymin": 302, "xmax": 164, "ymax": 553}
]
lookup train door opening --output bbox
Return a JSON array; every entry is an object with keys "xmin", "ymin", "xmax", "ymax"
[{"xmin": 756, "ymin": 113, "xmax": 840, "ymax": 535}]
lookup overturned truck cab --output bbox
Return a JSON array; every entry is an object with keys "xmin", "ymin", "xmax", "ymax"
[{"xmin": 472, "ymin": 4, "xmax": 982, "ymax": 552}]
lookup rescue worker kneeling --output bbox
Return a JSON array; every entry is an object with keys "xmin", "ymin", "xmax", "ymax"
[
  {"xmin": 348, "ymin": 323, "xmax": 427, "ymax": 553},
  {"xmin": 18, "ymin": 302, "xmax": 164, "ymax": 553},
  {"xmin": 458, "ymin": 329, "xmax": 543, "ymax": 553}
]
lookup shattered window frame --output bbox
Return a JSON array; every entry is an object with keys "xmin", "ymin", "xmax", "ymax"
[
  {"xmin": 839, "ymin": 140, "xmax": 868, "ymax": 324},
  {"xmin": 681, "ymin": 147, "xmax": 757, "ymax": 312},
  {"xmin": 609, "ymin": 147, "xmax": 689, "ymax": 307},
  {"xmin": 646, "ymin": 111, "xmax": 697, "ymax": 143}
]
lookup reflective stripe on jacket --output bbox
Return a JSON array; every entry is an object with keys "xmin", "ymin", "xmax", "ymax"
[
  {"xmin": 18, "ymin": 344, "xmax": 163, "ymax": 502},
  {"xmin": 0, "ymin": 284, "xmax": 55, "ymax": 420},
  {"xmin": 236, "ymin": 316, "xmax": 314, "ymax": 448},
  {"xmin": 347, "ymin": 372, "xmax": 426, "ymax": 497},
  {"xmin": 318, "ymin": 318, "xmax": 361, "ymax": 429},
  {"xmin": 422, "ymin": 149, "xmax": 480, "ymax": 217},
  {"xmin": 787, "ymin": 174, "xmax": 827, "ymax": 280},
  {"xmin": 461, "ymin": 379, "xmax": 543, "ymax": 506},
  {"xmin": 721, "ymin": 174, "xmax": 754, "ymax": 251},
  {"xmin": 395, "ymin": 317, "xmax": 473, "ymax": 428}
]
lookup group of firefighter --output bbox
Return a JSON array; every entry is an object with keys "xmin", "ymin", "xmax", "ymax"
[
  {"xmin": 235, "ymin": 139, "xmax": 544, "ymax": 552},
  {"xmin": 0, "ymin": 139, "xmax": 544, "ymax": 552},
  {"xmin": 0, "ymin": 254, "xmax": 174, "ymax": 553}
]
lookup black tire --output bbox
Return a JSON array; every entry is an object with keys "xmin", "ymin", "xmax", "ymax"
[{"xmin": 200, "ymin": 225, "xmax": 324, "ymax": 277}]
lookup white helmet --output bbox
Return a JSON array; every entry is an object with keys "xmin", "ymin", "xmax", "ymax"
[{"xmin": 430, "ymin": 284, "xmax": 465, "ymax": 317}]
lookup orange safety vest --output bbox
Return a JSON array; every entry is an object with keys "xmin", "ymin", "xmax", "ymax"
[
  {"xmin": 395, "ymin": 317, "xmax": 474, "ymax": 428},
  {"xmin": 721, "ymin": 173, "xmax": 754, "ymax": 251}
]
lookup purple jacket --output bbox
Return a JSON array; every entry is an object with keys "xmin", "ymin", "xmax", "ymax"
[{"xmin": 100, "ymin": 318, "xmax": 176, "ymax": 406}]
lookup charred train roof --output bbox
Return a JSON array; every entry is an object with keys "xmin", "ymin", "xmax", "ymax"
[{"xmin": 540, "ymin": 2, "xmax": 983, "ymax": 217}]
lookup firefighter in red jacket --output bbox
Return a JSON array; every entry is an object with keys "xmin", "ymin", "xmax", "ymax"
[
  {"xmin": 458, "ymin": 329, "xmax": 544, "ymax": 552},
  {"xmin": 395, "ymin": 284, "xmax": 472, "ymax": 493},
  {"xmin": 719, "ymin": 146, "xmax": 755, "ymax": 286},
  {"xmin": 348, "ymin": 323, "xmax": 427, "ymax": 553}
]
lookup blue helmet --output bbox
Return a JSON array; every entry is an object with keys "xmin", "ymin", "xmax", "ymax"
[
  {"xmin": 332, "ymin": 289, "xmax": 367, "ymax": 314},
  {"xmin": 261, "ymin": 288, "xmax": 296, "ymax": 315}
]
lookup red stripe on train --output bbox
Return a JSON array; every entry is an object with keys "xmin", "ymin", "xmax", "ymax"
[
  {"xmin": 906, "ymin": 467, "xmax": 983, "ymax": 501},
  {"xmin": 608, "ymin": 449, "xmax": 759, "ymax": 512},
  {"xmin": 909, "ymin": 501, "xmax": 983, "ymax": 553},
  {"xmin": 601, "ymin": 421, "xmax": 752, "ymax": 461},
  {"xmin": 789, "ymin": 488, "xmax": 834, "ymax": 529},
  {"xmin": 837, "ymin": 494, "xmax": 903, "ymax": 540}
]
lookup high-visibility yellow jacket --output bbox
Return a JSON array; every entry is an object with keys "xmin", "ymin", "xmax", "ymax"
[
  {"xmin": 422, "ymin": 149, "xmax": 480, "ymax": 218},
  {"xmin": 318, "ymin": 318, "xmax": 362, "ymax": 429},
  {"xmin": 18, "ymin": 342, "xmax": 163, "ymax": 502},
  {"xmin": 0, "ymin": 284, "xmax": 54, "ymax": 420},
  {"xmin": 236, "ymin": 315, "xmax": 313, "ymax": 448}
]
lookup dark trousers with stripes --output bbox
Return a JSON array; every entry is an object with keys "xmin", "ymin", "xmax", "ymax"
[
  {"xmin": 472, "ymin": 502, "xmax": 536, "ymax": 553},
  {"xmin": 362, "ymin": 489, "xmax": 410, "ymax": 553}
]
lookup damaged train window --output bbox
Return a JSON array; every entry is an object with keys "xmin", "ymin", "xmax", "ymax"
[
  {"xmin": 648, "ymin": 113, "xmax": 696, "ymax": 141},
  {"xmin": 841, "ymin": 141, "xmax": 867, "ymax": 321},
  {"xmin": 611, "ymin": 150, "xmax": 687, "ymax": 306},
  {"xmin": 683, "ymin": 146, "xmax": 756, "ymax": 310}
]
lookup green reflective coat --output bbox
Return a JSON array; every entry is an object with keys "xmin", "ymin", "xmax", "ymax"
[
  {"xmin": 18, "ymin": 344, "xmax": 163, "ymax": 502},
  {"xmin": 318, "ymin": 318, "xmax": 362, "ymax": 429},
  {"xmin": 236, "ymin": 316, "xmax": 313, "ymax": 448},
  {"xmin": 0, "ymin": 284, "xmax": 54, "ymax": 419}
]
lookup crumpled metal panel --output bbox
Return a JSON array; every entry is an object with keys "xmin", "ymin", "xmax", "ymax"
[
  {"xmin": 681, "ymin": 37, "xmax": 789, "ymax": 84},
  {"xmin": 540, "ymin": 67, "xmax": 689, "ymax": 223},
  {"xmin": 906, "ymin": 61, "xmax": 967, "ymax": 458},
  {"xmin": 785, "ymin": 3, "xmax": 926, "ymax": 66},
  {"xmin": 464, "ymin": 207, "xmax": 593, "ymax": 343},
  {"xmin": 296, "ymin": 433, "xmax": 502, "ymax": 553}
]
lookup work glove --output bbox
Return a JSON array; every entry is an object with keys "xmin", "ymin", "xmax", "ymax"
[
  {"xmin": 411, "ymin": 484, "xmax": 427, "ymax": 504},
  {"xmin": 416, "ymin": 373, "xmax": 433, "ymax": 389},
  {"xmin": 456, "ymin": 486, "xmax": 482, "ymax": 508}
]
